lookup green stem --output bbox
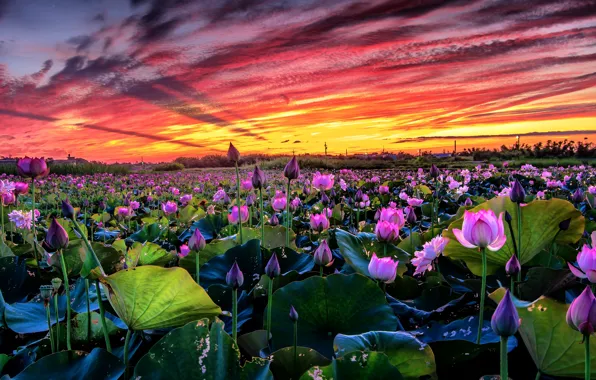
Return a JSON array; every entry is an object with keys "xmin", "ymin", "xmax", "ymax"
[
  {"xmin": 1, "ymin": 203, "xmax": 5, "ymax": 243},
  {"xmin": 96, "ymin": 280, "xmax": 112, "ymax": 353},
  {"xmin": 71, "ymin": 218, "xmax": 105, "ymax": 277},
  {"xmin": 195, "ymin": 250, "xmax": 200, "ymax": 284},
  {"xmin": 500, "ymin": 336, "xmax": 508, "ymax": 380},
  {"xmin": 286, "ymin": 179, "xmax": 291, "ymax": 247},
  {"xmin": 476, "ymin": 247, "xmax": 487, "ymax": 345},
  {"xmin": 266, "ymin": 277, "xmax": 273, "ymax": 343},
  {"xmin": 547, "ymin": 230, "xmax": 562, "ymax": 268},
  {"xmin": 535, "ymin": 371, "xmax": 541, "ymax": 380},
  {"xmin": 54, "ymin": 295, "xmax": 60, "ymax": 351},
  {"xmin": 259, "ymin": 188, "xmax": 264, "ymax": 244},
  {"xmin": 235, "ymin": 162, "xmax": 243, "ymax": 244},
  {"xmin": 430, "ymin": 193, "xmax": 434, "ymax": 235},
  {"xmin": 46, "ymin": 305, "xmax": 55, "ymax": 353},
  {"xmin": 31, "ymin": 179, "xmax": 40, "ymax": 275},
  {"xmin": 124, "ymin": 329, "xmax": 132, "ymax": 379},
  {"xmin": 586, "ymin": 334, "xmax": 591, "ymax": 380},
  {"xmin": 293, "ymin": 321, "xmax": 298, "ymax": 373},
  {"xmin": 319, "ymin": 266, "xmax": 324, "ymax": 277},
  {"xmin": 59, "ymin": 250, "xmax": 72, "ymax": 350},
  {"xmin": 232, "ymin": 288, "xmax": 238, "ymax": 343},
  {"xmin": 85, "ymin": 279, "xmax": 91, "ymax": 342},
  {"xmin": 516, "ymin": 203, "xmax": 522, "ymax": 283}
]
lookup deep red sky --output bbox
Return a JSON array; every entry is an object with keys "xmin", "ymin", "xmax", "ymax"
[{"xmin": 0, "ymin": 0, "xmax": 595, "ymax": 163}]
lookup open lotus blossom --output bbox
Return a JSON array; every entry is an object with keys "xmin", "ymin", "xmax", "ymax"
[
  {"xmin": 241, "ymin": 179, "xmax": 252, "ymax": 191},
  {"xmin": 228, "ymin": 205, "xmax": 249, "ymax": 224},
  {"xmin": 180, "ymin": 194, "xmax": 192, "ymax": 205},
  {"xmin": 161, "ymin": 201, "xmax": 178, "ymax": 215},
  {"xmin": 271, "ymin": 190, "xmax": 287, "ymax": 212},
  {"xmin": 568, "ymin": 244, "xmax": 596, "ymax": 282},
  {"xmin": 8, "ymin": 210, "xmax": 33, "ymax": 230},
  {"xmin": 312, "ymin": 172, "xmax": 335, "ymax": 191},
  {"xmin": 375, "ymin": 220, "xmax": 400, "ymax": 243},
  {"xmin": 17, "ymin": 157, "xmax": 50, "ymax": 178},
  {"xmin": 368, "ymin": 253, "xmax": 398, "ymax": 283},
  {"xmin": 378, "ymin": 207, "xmax": 405, "ymax": 228},
  {"xmin": 378, "ymin": 185, "xmax": 390, "ymax": 195},
  {"xmin": 452, "ymin": 209, "xmax": 507, "ymax": 251},
  {"xmin": 407, "ymin": 197, "xmax": 424, "ymax": 207},
  {"xmin": 0, "ymin": 180, "xmax": 16, "ymax": 195},
  {"xmin": 412, "ymin": 236, "xmax": 449, "ymax": 276},
  {"xmin": 178, "ymin": 244, "xmax": 190, "ymax": 258},
  {"xmin": 310, "ymin": 213, "xmax": 330, "ymax": 232}
]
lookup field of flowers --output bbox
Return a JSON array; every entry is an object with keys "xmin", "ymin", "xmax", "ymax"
[{"xmin": 0, "ymin": 148, "xmax": 595, "ymax": 379}]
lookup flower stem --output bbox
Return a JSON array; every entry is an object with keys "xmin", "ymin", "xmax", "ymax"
[
  {"xmin": 232, "ymin": 288, "xmax": 238, "ymax": 342},
  {"xmin": 195, "ymin": 250, "xmax": 200, "ymax": 284},
  {"xmin": 500, "ymin": 336, "xmax": 508, "ymax": 380},
  {"xmin": 71, "ymin": 218, "xmax": 105, "ymax": 277},
  {"xmin": 535, "ymin": 371, "xmax": 541, "ymax": 380},
  {"xmin": 476, "ymin": 247, "xmax": 487, "ymax": 345},
  {"xmin": 286, "ymin": 179, "xmax": 291, "ymax": 247},
  {"xmin": 85, "ymin": 279, "xmax": 91, "ymax": 342},
  {"xmin": 259, "ymin": 188, "xmax": 265, "ymax": 244},
  {"xmin": 46, "ymin": 305, "xmax": 55, "ymax": 353},
  {"xmin": 96, "ymin": 280, "xmax": 112, "ymax": 353},
  {"xmin": 54, "ymin": 295, "xmax": 60, "ymax": 351},
  {"xmin": 31, "ymin": 179, "xmax": 40, "ymax": 276},
  {"xmin": 124, "ymin": 329, "xmax": 132, "ymax": 379},
  {"xmin": 516, "ymin": 203, "xmax": 522, "ymax": 283},
  {"xmin": 235, "ymin": 162, "xmax": 243, "ymax": 244},
  {"xmin": 319, "ymin": 266, "xmax": 324, "ymax": 277},
  {"xmin": 266, "ymin": 277, "xmax": 273, "ymax": 343},
  {"xmin": 586, "ymin": 334, "xmax": 591, "ymax": 380},
  {"xmin": 293, "ymin": 321, "xmax": 298, "ymax": 373},
  {"xmin": 1, "ymin": 203, "xmax": 5, "ymax": 243},
  {"xmin": 58, "ymin": 250, "xmax": 72, "ymax": 350}
]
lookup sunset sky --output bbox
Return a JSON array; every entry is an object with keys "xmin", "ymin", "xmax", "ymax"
[{"xmin": 0, "ymin": 0, "xmax": 595, "ymax": 163}]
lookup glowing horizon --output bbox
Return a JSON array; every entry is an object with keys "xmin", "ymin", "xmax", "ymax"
[{"xmin": 0, "ymin": 0, "xmax": 595, "ymax": 163}]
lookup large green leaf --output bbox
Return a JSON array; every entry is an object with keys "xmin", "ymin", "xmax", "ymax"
[
  {"xmin": 129, "ymin": 223, "xmax": 164, "ymax": 243},
  {"xmin": 334, "ymin": 331, "xmax": 435, "ymax": 379},
  {"xmin": 443, "ymin": 197, "xmax": 584, "ymax": 275},
  {"xmin": 267, "ymin": 274, "xmax": 398, "ymax": 358},
  {"xmin": 490, "ymin": 287, "xmax": 596, "ymax": 378},
  {"xmin": 269, "ymin": 347, "xmax": 330, "ymax": 380},
  {"xmin": 135, "ymin": 242, "xmax": 174, "ymax": 266},
  {"xmin": 0, "ymin": 354, "xmax": 9, "ymax": 373},
  {"xmin": 134, "ymin": 318, "xmax": 273, "ymax": 379},
  {"xmin": 102, "ymin": 266, "xmax": 221, "ymax": 330},
  {"xmin": 239, "ymin": 226, "xmax": 297, "ymax": 250},
  {"xmin": 79, "ymin": 242, "xmax": 123, "ymax": 279},
  {"xmin": 299, "ymin": 351, "xmax": 403, "ymax": 380},
  {"xmin": 178, "ymin": 205, "xmax": 205, "ymax": 224},
  {"xmin": 335, "ymin": 229, "xmax": 410, "ymax": 277},
  {"xmin": 11, "ymin": 349, "xmax": 124, "ymax": 380}
]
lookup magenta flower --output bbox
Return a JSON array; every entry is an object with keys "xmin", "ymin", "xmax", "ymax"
[
  {"xmin": 16, "ymin": 157, "xmax": 50, "ymax": 179},
  {"xmin": 271, "ymin": 190, "xmax": 287, "ymax": 212},
  {"xmin": 567, "ymin": 286, "xmax": 596, "ymax": 335},
  {"xmin": 180, "ymin": 194, "xmax": 192, "ymax": 205},
  {"xmin": 314, "ymin": 240, "xmax": 334, "ymax": 267},
  {"xmin": 375, "ymin": 221, "xmax": 400, "ymax": 243},
  {"xmin": 310, "ymin": 213, "xmax": 330, "ymax": 233},
  {"xmin": 569, "ymin": 244, "xmax": 596, "ymax": 282},
  {"xmin": 241, "ymin": 179, "xmax": 252, "ymax": 191},
  {"xmin": 412, "ymin": 235, "xmax": 449, "ymax": 276},
  {"xmin": 312, "ymin": 171, "xmax": 335, "ymax": 191},
  {"xmin": 368, "ymin": 253, "xmax": 398, "ymax": 283},
  {"xmin": 2, "ymin": 192, "xmax": 15, "ymax": 206},
  {"xmin": 378, "ymin": 185, "xmax": 390, "ymax": 195},
  {"xmin": 161, "ymin": 201, "xmax": 178, "ymax": 215},
  {"xmin": 378, "ymin": 207, "xmax": 405, "ymax": 228},
  {"xmin": 178, "ymin": 244, "xmax": 190, "ymax": 258},
  {"xmin": 290, "ymin": 197, "xmax": 302, "ymax": 211},
  {"xmin": 407, "ymin": 198, "xmax": 424, "ymax": 207},
  {"xmin": 130, "ymin": 200, "xmax": 140, "ymax": 210},
  {"xmin": 14, "ymin": 182, "xmax": 29, "ymax": 195},
  {"xmin": 452, "ymin": 209, "xmax": 506, "ymax": 251},
  {"xmin": 116, "ymin": 206, "xmax": 132, "ymax": 218},
  {"xmin": 228, "ymin": 205, "xmax": 249, "ymax": 224}
]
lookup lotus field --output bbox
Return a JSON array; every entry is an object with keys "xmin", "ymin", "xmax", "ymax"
[{"xmin": 1, "ymin": 151, "xmax": 596, "ymax": 379}]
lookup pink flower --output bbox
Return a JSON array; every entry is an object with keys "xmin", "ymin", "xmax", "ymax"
[
  {"xmin": 8, "ymin": 210, "xmax": 33, "ymax": 230},
  {"xmin": 378, "ymin": 185, "xmax": 390, "ymax": 195},
  {"xmin": 271, "ymin": 190, "xmax": 287, "ymax": 212},
  {"xmin": 310, "ymin": 213, "xmax": 330, "ymax": 232},
  {"xmin": 241, "ymin": 179, "xmax": 253, "ymax": 191},
  {"xmin": 180, "ymin": 194, "xmax": 192, "ymax": 205},
  {"xmin": 290, "ymin": 197, "xmax": 302, "ymax": 211},
  {"xmin": 407, "ymin": 197, "xmax": 423, "ymax": 207},
  {"xmin": 569, "ymin": 244, "xmax": 596, "ymax": 282},
  {"xmin": 179, "ymin": 244, "xmax": 190, "ymax": 258},
  {"xmin": 116, "ymin": 206, "xmax": 132, "ymax": 218},
  {"xmin": 340, "ymin": 179, "xmax": 347, "ymax": 191},
  {"xmin": 399, "ymin": 192, "xmax": 409, "ymax": 201},
  {"xmin": 228, "ymin": 205, "xmax": 249, "ymax": 224},
  {"xmin": 162, "ymin": 201, "xmax": 178, "ymax": 215},
  {"xmin": 452, "ymin": 209, "xmax": 507, "ymax": 251},
  {"xmin": 375, "ymin": 221, "xmax": 400, "ymax": 243},
  {"xmin": 412, "ymin": 236, "xmax": 450, "ymax": 276},
  {"xmin": 130, "ymin": 201, "xmax": 140, "ymax": 210},
  {"xmin": 378, "ymin": 208, "xmax": 405, "ymax": 228},
  {"xmin": 368, "ymin": 253, "xmax": 398, "ymax": 283},
  {"xmin": 312, "ymin": 172, "xmax": 335, "ymax": 191}
]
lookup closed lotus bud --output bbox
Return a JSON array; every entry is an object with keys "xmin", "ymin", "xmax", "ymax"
[
  {"xmin": 567, "ymin": 286, "xmax": 596, "ymax": 335},
  {"xmin": 302, "ymin": 184, "xmax": 311, "ymax": 196},
  {"xmin": 227, "ymin": 142, "xmax": 240, "ymax": 162},
  {"xmin": 226, "ymin": 262, "xmax": 244, "ymax": 289},
  {"xmin": 464, "ymin": 198, "xmax": 473, "ymax": 207},
  {"xmin": 40, "ymin": 285, "xmax": 53, "ymax": 306},
  {"xmin": 504, "ymin": 210, "xmax": 512, "ymax": 224},
  {"xmin": 270, "ymin": 214, "xmax": 279, "ymax": 226},
  {"xmin": 17, "ymin": 157, "xmax": 50, "ymax": 178},
  {"xmin": 571, "ymin": 188, "xmax": 584, "ymax": 204},
  {"xmin": 429, "ymin": 164, "xmax": 440, "ymax": 179},
  {"xmin": 51, "ymin": 277, "xmax": 62, "ymax": 293},
  {"xmin": 559, "ymin": 218, "xmax": 571, "ymax": 231},
  {"xmin": 354, "ymin": 189, "xmax": 363, "ymax": 202},
  {"xmin": 283, "ymin": 156, "xmax": 300, "ymax": 180},
  {"xmin": 510, "ymin": 180, "xmax": 526, "ymax": 204},
  {"xmin": 320, "ymin": 192, "xmax": 330, "ymax": 206},
  {"xmin": 406, "ymin": 206, "xmax": 417, "ymax": 225},
  {"xmin": 246, "ymin": 193, "xmax": 256, "ymax": 207},
  {"xmin": 252, "ymin": 166, "xmax": 266, "ymax": 189},
  {"xmin": 188, "ymin": 228, "xmax": 206, "ymax": 251},
  {"xmin": 314, "ymin": 240, "xmax": 334, "ymax": 267},
  {"xmin": 289, "ymin": 305, "xmax": 299, "ymax": 322},
  {"xmin": 491, "ymin": 289, "xmax": 520, "ymax": 337},
  {"xmin": 2, "ymin": 192, "xmax": 15, "ymax": 206},
  {"xmin": 265, "ymin": 253, "xmax": 281, "ymax": 278},
  {"xmin": 505, "ymin": 254, "xmax": 520, "ymax": 276},
  {"xmin": 62, "ymin": 199, "xmax": 75, "ymax": 219},
  {"xmin": 46, "ymin": 218, "xmax": 69, "ymax": 251},
  {"xmin": 14, "ymin": 182, "xmax": 29, "ymax": 195}
]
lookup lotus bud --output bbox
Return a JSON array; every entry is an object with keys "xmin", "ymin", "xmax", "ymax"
[
  {"xmin": 566, "ymin": 286, "xmax": 596, "ymax": 335},
  {"xmin": 17, "ymin": 157, "xmax": 50, "ymax": 178},
  {"xmin": 188, "ymin": 229, "xmax": 206, "ymax": 251},
  {"xmin": 464, "ymin": 198, "xmax": 473, "ymax": 207},
  {"xmin": 227, "ymin": 142, "xmax": 240, "ymax": 162},
  {"xmin": 226, "ymin": 262, "xmax": 244, "ymax": 289},
  {"xmin": 265, "ymin": 253, "xmax": 281, "ymax": 279},
  {"xmin": 283, "ymin": 156, "xmax": 300, "ymax": 180},
  {"xmin": 368, "ymin": 253, "xmax": 398, "ymax": 283},
  {"xmin": 559, "ymin": 218, "xmax": 571, "ymax": 231},
  {"xmin": 354, "ymin": 189, "xmax": 363, "ymax": 202},
  {"xmin": 252, "ymin": 166, "xmax": 266, "ymax": 189},
  {"xmin": 406, "ymin": 206, "xmax": 417, "ymax": 225},
  {"xmin": 310, "ymin": 213, "xmax": 330, "ymax": 233},
  {"xmin": 314, "ymin": 240, "xmax": 334, "ymax": 267},
  {"xmin": 505, "ymin": 254, "xmax": 520, "ymax": 276},
  {"xmin": 571, "ymin": 188, "xmax": 584, "ymax": 204},
  {"xmin": 270, "ymin": 214, "xmax": 279, "ymax": 226},
  {"xmin": 289, "ymin": 305, "xmax": 299, "ymax": 322},
  {"xmin": 429, "ymin": 164, "xmax": 440, "ymax": 179},
  {"xmin": 46, "ymin": 218, "xmax": 69, "ymax": 251},
  {"xmin": 2, "ymin": 192, "xmax": 15, "ymax": 206},
  {"xmin": 491, "ymin": 289, "xmax": 520, "ymax": 337},
  {"xmin": 453, "ymin": 210, "xmax": 507, "ymax": 251},
  {"xmin": 62, "ymin": 199, "xmax": 75, "ymax": 219},
  {"xmin": 320, "ymin": 192, "xmax": 330, "ymax": 206},
  {"xmin": 504, "ymin": 210, "xmax": 512, "ymax": 223},
  {"xmin": 14, "ymin": 182, "xmax": 29, "ymax": 195},
  {"xmin": 510, "ymin": 180, "xmax": 526, "ymax": 204}
]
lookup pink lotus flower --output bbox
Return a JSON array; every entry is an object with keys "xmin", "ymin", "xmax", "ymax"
[
  {"xmin": 312, "ymin": 172, "xmax": 335, "ymax": 191},
  {"xmin": 130, "ymin": 201, "xmax": 140, "ymax": 210},
  {"xmin": 161, "ymin": 201, "xmax": 178, "ymax": 215},
  {"xmin": 241, "ymin": 179, "xmax": 252, "ymax": 191},
  {"xmin": 407, "ymin": 198, "xmax": 423, "ymax": 207},
  {"xmin": 412, "ymin": 236, "xmax": 449, "ymax": 276},
  {"xmin": 179, "ymin": 244, "xmax": 190, "ymax": 258},
  {"xmin": 8, "ymin": 210, "xmax": 33, "ymax": 230},
  {"xmin": 378, "ymin": 208, "xmax": 405, "ymax": 228},
  {"xmin": 569, "ymin": 244, "xmax": 596, "ymax": 282},
  {"xmin": 180, "ymin": 194, "xmax": 192, "ymax": 205},
  {"xmin": 378, "ymin": 185, "xmax": 390, "ymax": 195},
  {"xmin": 368, "ymin": 253, "xmax": 398, "ymax": 283},
  {"xmin": 375, "ymin": 221, "xmax": 400, "ymax": 243},
  {"xmin": 228, "ymin": 205, "xmax": 249, "ymax": 224},
  {"xmin": 452, "ymin": 209, "xmax": 506, "ymax": 251},
  {"xmin": 310, "ymin": 213, "xmax": 330, "ymax": 232},
  {"xmin": 116, "ymin": 206, "xmax": 132, "ymax": 218},
  {"xmin": 271, "ymin": 190, "xmax": 287, "ymax": 212}
]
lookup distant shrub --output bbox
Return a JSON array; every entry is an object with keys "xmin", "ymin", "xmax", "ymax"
[
  {"xmin": 0, "ymin": 162, "xmax": 130, "ymax": 175},
  {"xmin": 153, "ymin": 162, "xmax": 185, "ymax": 172}
]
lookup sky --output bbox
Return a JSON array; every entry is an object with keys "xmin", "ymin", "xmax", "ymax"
[{"xmin": 0, "ymin": 0, "xmax": 595, "ymax": 163}]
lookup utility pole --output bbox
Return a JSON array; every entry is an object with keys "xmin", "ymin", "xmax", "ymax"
[
  {"xmin": 324, "ymin": 142, "xmax": 328, "ymax": 156},
  {"xmin": 454, "ymin": 140, "xmax": 457, "ymax": 155}
]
